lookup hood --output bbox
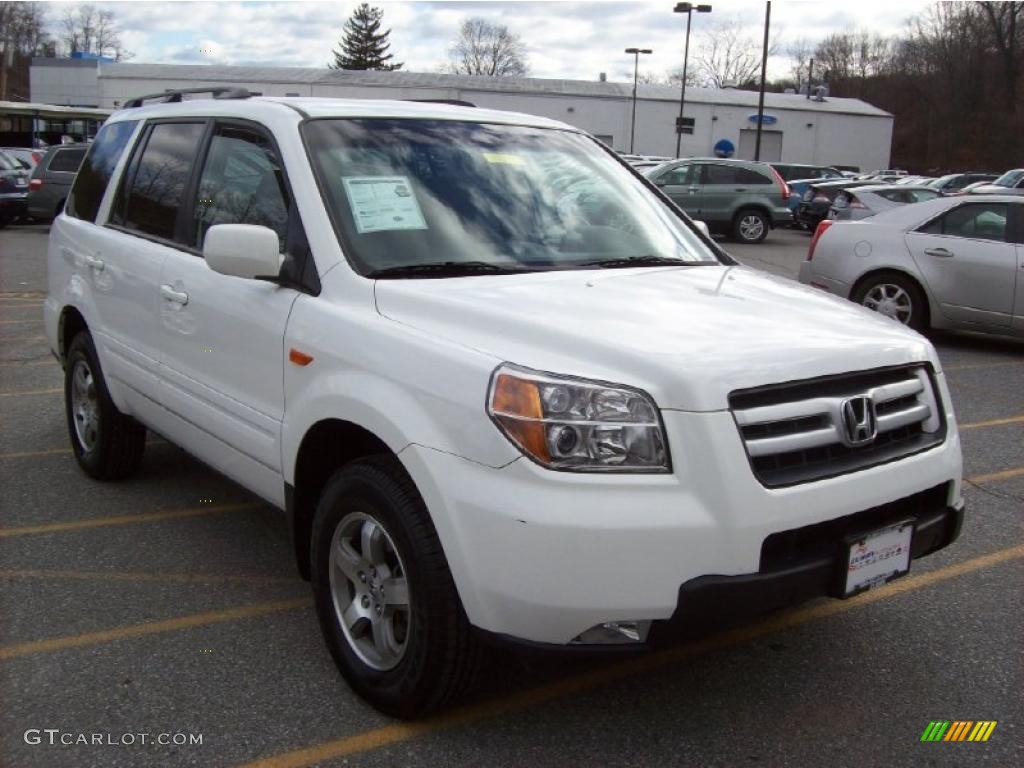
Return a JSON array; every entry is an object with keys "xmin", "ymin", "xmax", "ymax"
[{"xmin": 374, "ymin": 265, "xmax": 938, "ymax": 411}]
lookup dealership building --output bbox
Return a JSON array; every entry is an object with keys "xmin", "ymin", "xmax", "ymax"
[{"xmin": 30, "ymin": 58, "xmax": 894, "ymax": 169}]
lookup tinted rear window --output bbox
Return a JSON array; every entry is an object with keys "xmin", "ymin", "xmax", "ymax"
[
  {"xmin": 114, "ymin": 122, "xmax": 206, "ymax": 242},
  {"xmin": 66, "ymin": 121, "xmax": 138, "ymax": 223},
  {"xmin": 48, "ymin": 148, "xmax": 87, "ymax": 173}
]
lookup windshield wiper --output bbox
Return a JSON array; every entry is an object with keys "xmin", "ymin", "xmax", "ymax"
[
  {"xmin": 576, "ymin": 254, "xmax": 710, "ymax": 269},
  {"xmin": 367, "ymin": 261, "xmax": 538, "ymax": 279}
]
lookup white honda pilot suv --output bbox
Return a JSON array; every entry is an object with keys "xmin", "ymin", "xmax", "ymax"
[{"xmin": 45, "ymin": 89, "xmax": 964, "ymax": 717}]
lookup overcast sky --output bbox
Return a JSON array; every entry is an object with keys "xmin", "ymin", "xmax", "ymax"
[{"xmin": 55, "ymin": 0, "xmax": 936, "ymax": 82}]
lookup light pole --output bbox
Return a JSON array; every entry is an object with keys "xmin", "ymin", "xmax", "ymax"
[
  {"xmin": 625, "ymin": 47, "xmax": 652, "ymax": 154},
  {"xmin": 673, "ymin": 2, "xmax": 712, "ymax": 158}
]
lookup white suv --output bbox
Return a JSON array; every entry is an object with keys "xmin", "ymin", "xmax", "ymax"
[{"xmin": 44, "ymin": 90, "xmax": 964, "ymax": 717}]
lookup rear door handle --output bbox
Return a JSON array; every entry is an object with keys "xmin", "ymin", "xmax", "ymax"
[
  {"xmin": 160, "ymin": 284, "xmax": 189, "ymax": 305},
  {"xmin": 924, "ymin": 247, "xmax": 954, "ymax": 258},
  {"xmin": 82, "ymin": 254, "xmax": 105, "ymax": 271}
]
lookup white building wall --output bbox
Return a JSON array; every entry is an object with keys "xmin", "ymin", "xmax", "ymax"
[{"xmin": 89, "ymin": 67, "xmax": 892, "ymax": 169}]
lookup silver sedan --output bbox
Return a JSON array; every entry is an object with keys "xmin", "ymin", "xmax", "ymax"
[{"xmin": 799, "ymin": 195, "xmax": 1024, "ymax": 335}]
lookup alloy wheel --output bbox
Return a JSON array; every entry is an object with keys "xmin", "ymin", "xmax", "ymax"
[
  {"xmin": 70, "ymin": 359, "xmax": 100, "ymax": 452},
  {"xmin": 862, "ymin": 283, "xmax": 913, "ymax": 324},
  {"xmin": 329, "ymin": 511, "xmax": 411, "ymax": 671}
]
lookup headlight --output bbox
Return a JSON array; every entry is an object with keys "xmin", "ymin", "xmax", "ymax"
[{"xmin": 487, "ymin": 364, "xmax": 670, "ymax": 472}]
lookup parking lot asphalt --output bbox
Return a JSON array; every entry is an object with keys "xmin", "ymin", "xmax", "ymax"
[{"xmin": 1, "ymin": 223, "xmax": 1022, "ymax": 768}]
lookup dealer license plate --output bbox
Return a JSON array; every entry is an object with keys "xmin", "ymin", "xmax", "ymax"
[{"xmin": 844, "ymin": 521, "xmax": 914, "ymax": 596}]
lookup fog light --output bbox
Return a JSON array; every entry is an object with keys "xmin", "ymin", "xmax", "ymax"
[{"xmin": 571, "ymin": 620, "xmax": 651, "ymax": 645}]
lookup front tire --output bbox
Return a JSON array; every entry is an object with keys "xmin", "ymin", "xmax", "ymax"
[
  {"xmin": 851, "ymin": 272, "xmax": 928, "ymax": 332},
  {"xmin": 732, "ymin": 209, "xmax": 769, "ymax": 243},
  {"xmin": 311, "ymin": 458, "xmax": 482, "ymax": 718},
  {"xmin": 64, "ymin": 331, "xmax": 146, "ymax": 480}
]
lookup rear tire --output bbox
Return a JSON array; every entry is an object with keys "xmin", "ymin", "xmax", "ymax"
[
  {"xmin": 64, "ymin": 331, "xmax": 146, "ymax": 480},
  {"xmin": 851, "ymin": 271, "xmax": 929, "ymax": 332},
  {"xmin": 732, "ymin": 209, "xmax": 769, "ymax": 243},
  {"xmin": 311, "ymin": 457, "xmax": 482, "ymax": 718}
]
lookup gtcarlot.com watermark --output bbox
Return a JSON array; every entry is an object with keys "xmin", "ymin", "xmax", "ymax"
[{"xmin": 24, "ymin": 729, "xmax": 203, "ymax": 747}]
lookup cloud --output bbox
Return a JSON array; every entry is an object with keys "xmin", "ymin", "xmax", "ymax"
[{"xmin": 44, "ymin": 0, "xmax": 935, "ymax": 81}]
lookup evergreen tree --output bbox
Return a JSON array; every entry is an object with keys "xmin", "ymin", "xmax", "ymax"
[{"xmin": 329, "ymin": 4, "xmax": 402, "ymax": 71}]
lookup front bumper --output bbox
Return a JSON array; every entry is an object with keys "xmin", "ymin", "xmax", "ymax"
[{"xmin": 400, "ymin": 388, "xmax": 963, "ymax": 646}]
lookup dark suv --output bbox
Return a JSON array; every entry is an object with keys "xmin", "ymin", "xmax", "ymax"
[
  {"xmin": 27, "ymin": 144, "xmax": 88, "ymax": 221},
  {"xmin": 0, "ymin": 149, "xmax": 30, "ymax": 228},
  {"xmin": 644, "ymin": 158, "xmax": 791, "ymax": 243}
]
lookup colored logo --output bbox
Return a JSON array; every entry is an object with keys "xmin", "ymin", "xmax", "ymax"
[{"xmin": 920, "ymin": 721, "xmax": 997, "ymax": 742}]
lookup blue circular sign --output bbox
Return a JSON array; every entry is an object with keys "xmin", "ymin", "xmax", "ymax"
[{"xmin": 713, "ymin": 139, "xmax": 735, "ymax": 158}]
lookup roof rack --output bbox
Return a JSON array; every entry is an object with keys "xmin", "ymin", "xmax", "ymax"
[
  {"xmin": 406, "ymin": 99, "xmax": 476, "ymax": 108},
  {"xmin": 123, "ymin": 87, "xmax": 252, "ymax": 109}
]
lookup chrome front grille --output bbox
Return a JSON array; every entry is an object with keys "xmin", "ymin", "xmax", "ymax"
[{"xmin": 730, "ymin": 366, "xmax": 946, "ymax": 488}]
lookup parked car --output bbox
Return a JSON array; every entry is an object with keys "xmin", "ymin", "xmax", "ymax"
[
  {"xmin": 927, "ymin": 173, "xmax": 998, "ymax": 195},
  {"xmin": 966, "ymin": 168, "xmax": 1024, "ymax": 196},
  {"xmin": 828, "ymin": 185, "xmax": 940, "ymax": 221},
  {"xmin": 46, "ymin": 91, "xmax": 965, "ymax": 717},
  {"xmin": 892, "ymin": 176, "xmax": 935, "ymax": 186},
  {"xmin": 27, "ymin": 144, "xmax": 88, "ymax": 220},
  {"xmin": 769, "ymin": 163, "xmax": 842, "ymax": 182},
  {"xmin": 0, "ymin": 149, "xmax": 30, "ymax": 228},
  {"xmin": 2, "ymin": 146, "xmax": 44, "ymax": 170},
  {"xmin": 959, "ymin": 180, "xmax": 996, "ymax": 194},
  {"xmin": 796, "ymin": 179, "xmax": 875, "ymax": 230},
  {"xmin": 644, "ymin": 157, "xmax": 791, "ymax": 242},
  {"xmin": 800, "ymin": 195, "xmax": 1024, "ymax": 334}
]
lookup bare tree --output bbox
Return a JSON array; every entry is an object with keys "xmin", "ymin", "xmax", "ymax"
[
  {"xmin": 447, "ymin": 18, "xmax": 528, "ymax": 77},
  {"xmin": 786, "ymin": 37, "xmax": 812, "ymax": 91},
  {"xmin": 60, "ymin": 3, "xmax": 130, "ymax": 60},
  {"xmin": 691, "ymin": 16, "xmax": 777, "ymax": 88},
  {"xmin": 0, "ymin": 2, "xmax": 49, "ymax": 100},
  {"xmin": 978, "ymin": 1, "xmax": 1023, "ymax": 111}
]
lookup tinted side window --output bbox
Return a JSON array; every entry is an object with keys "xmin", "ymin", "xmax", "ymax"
[
  {"xmin": 192, "ymin": 125, "xmax": 289, "ymax": 249},
  {"xmin": 48, "ymin": 148, "xmax": 87, "ymax": 174},
  {"xmin": 922, "ymin": 204, "xmax": 1008, "ymax": 241},
  {"xmin": 115, "ymin": 122, "xmax": 206, "ymax": 242},
  {"xmin": 737, "ymin": 167, "xmax": 771, "ymax": 185},
  {"xmin": 66, "ymin": 121, "xmax": 138, "ymax": 223},
  {"xmin": 704, "ymin": 164, "xmax": 738, "ymax": 185},
  {"xmin": 658, "ymin": 165, "xmax": 692, "ymax": 186}
]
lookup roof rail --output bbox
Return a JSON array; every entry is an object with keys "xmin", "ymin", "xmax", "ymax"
[
  {"xmin": 122, "ymin": 87, "xmax": 252, "ymax": 109},
  {"xmin": 406, "ymin": 99, "xmax": 476, "ymax": 108}
]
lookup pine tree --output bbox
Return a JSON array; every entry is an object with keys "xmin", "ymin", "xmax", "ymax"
[{"xmin": 329, "ymin": 4, "xmax": 403, "ymax": 71}]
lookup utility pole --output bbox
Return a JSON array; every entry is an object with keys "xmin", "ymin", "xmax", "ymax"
[
  {"xmin": 673, "ymin": 3, "xmax": 712, "ymax": 158},
  {"xmin": 754, "ymin": 1, "xmax": 771, "ymax": 161}
]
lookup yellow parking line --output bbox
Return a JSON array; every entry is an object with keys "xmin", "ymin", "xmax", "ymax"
[
  {"xmin": 0, "ymin": 334, "xmax": 45, "ymax": 343},
  {"xmin": 0, "ymin": 501, "xmax": 263, "ymax": 538},
  {"xmin": 0, "ymin": 447, "xmax": 71, "ymax": 460},
  {"xmin": 944, "ymin": 360, "xmax": 1024, "ymax": 372},
  {"xmin": 959, "ymin": 414, "xmax": 1024, "ymax": 430},
  {"xmin": 0, "ymin": 319, "xmax": 38, "ymax": 325},
  {"xmin": 0, "ymin": 387, "xmax": 62, "ymax": 398},
  {"xmin": 237, "ymin": 543, "xmax": 1024, "ymax": 768},
  {"xmin": 968, "ymin": 466, "xmax": 1024, "ymax": 485},
  {"xmin": 0, "ymin": 568, "xmax": 298, "ymax": 587},
  {"xmin": 0, "ymin": 597, "xmax": 311, "ymax": 661},
  {"xmin": 0, "ymin": 359, "xmax": 55, "ymax": 368}
]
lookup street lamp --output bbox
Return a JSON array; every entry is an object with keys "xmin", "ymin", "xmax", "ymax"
[
  {"xmin": 625, "ymin": 47, "xmax": 653, "ymax": 154},
  {"xmin": 673, "ymin": 2, "xmax": 712, "ymax": 158}
]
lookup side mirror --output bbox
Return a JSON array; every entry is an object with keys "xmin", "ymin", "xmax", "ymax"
[
  {"xmin": 693, "ymin": 220, "xmax": 710, "ymax": 238},
  {"xmin": 203, "ymin": 224, "xmax": 282, "ymax": 280}
]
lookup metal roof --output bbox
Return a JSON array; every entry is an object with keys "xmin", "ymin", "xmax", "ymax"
[
  {"xmin": 98, "ymin": 63, "xmax": 892, "ymax": 118},
  {"xmin": 0, "ymin": 100, "xmax": 112, "ymax": 119}
]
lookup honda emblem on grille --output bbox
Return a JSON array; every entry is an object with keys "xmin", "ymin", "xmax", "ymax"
[{"xmin": 840, "ymin": 396, "xmax": 877, "ymax": 447}]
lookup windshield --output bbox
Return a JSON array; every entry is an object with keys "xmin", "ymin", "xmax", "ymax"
[
  {"xmin": 302, "ymin": 119, "xmax": 719, "ymax": 277},
  {"xmin": 992, "ymin": 169, "xmax": 1024, "ymax": 188}
]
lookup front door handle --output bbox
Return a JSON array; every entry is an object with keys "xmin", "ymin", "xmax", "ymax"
[
  {"xmin": 924, "ymin": 247, "xmax": 954, "ymax": 258},
  {"xmin": 82, "ymin": 254, "xmax": 105, "ymax": 271},
  {"xmin": 160, "ymin": 284, "xmax": 189, "ymax": 305}
]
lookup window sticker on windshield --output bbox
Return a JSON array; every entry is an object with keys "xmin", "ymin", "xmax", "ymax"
[
  {"xmin": 341, "ymin": 176, "xmax": 428, "ymax": 234},
  {"xmin": 482, "ymin": 152, "xmax": 524, "ymax": 166}
]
